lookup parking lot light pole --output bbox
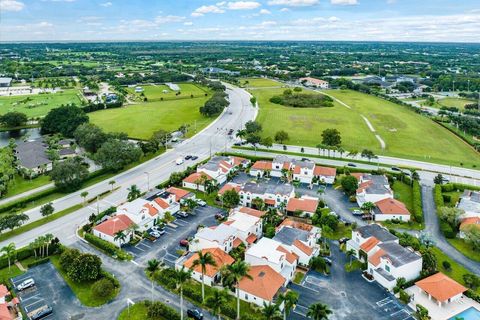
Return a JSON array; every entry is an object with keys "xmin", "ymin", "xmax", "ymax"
[{"xmin": 144, "ymin": 172, "xmax": 150, "ymax": 191}]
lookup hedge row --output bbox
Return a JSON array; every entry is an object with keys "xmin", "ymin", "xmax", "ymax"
[
  {"xmin": 0, "ymin": 187, "xmax": 57, "ymax": 214},
  {"xmin": 441, "ymin": 183, "xmax": 480, "ymax": 192},
  {"xmin": 143, "ymin": 300, "xmax": 180, "ymax": 320},
  {"xmin": 84, "ymin": 233, "xmax": 132, "ymax": 260},
  {"xmin": 26, "ymin": 257, "xmax": 50, "ymax": 268},
  {"xmin": 433, "ymin": 185, "xmax": 444, "ymax": 207},
  {"xmin": 412, "ymin": 181, "xmax": 423, "ymax": 223}
]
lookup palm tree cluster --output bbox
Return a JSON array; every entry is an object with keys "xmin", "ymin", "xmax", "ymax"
[{"xmin": 29, "ymin": 233, "xmax": 55, "ymax": 259}]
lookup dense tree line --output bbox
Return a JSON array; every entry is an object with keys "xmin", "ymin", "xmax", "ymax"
[
  {"xmin": 270, "ymin": 89, "xmax": 333, "ymax": 108},
  {"xmin": 199, "ymin": 81, "xmax": 229, "ymax": 117}
]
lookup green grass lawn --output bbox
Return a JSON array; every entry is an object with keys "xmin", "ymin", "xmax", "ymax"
[
  {"xmin": 436, "ymin": 97, "xmax": 475, "ymax": 111},
  {"xmin": 127, "ymin": 83, "xmax": 208, "ymax": 101},
  {"xmin": 240, "ymin": 78, "xmax": 285, "ymax": 88},
  {"xmin": 253, "ymin": 86, "xmax": 480, "ymax": 168},
  {"xmin": 344, "ymin": 260, "xmax": 363, "ymax": 272},
  {"xmin": 323, "ymin": 223, "xmax": 352, "ymax": 240},
  {"xmin": 447, "ymin": 238, "xmax": 480, "ymax": 263},
  {"xmin": 392, "ymin": 181, "xmax": 413, "ymax": 212},
  {"xmin": 0, "ymin": 89, "xmax": 83, "ymax": 118},
  {"xmin": 117, "ymin": 302, "xmax": 150, "ymax": 320},
  {"xmin": 0, "ymin": 263, "xmax": 25, "ymax": 285},
  {"xmin": 293, "ymin": 271, "xmax": 305, "ymax": 284},
  {"xmin": 50, "ymin": 256, "xmax": 119, "ymax": 307},
  {"xmin": 3, "ymin": 174, "xmax": 51, "ymax": 198},
  {"xmin": 89, "ymin": 97, "xmax": 212, "ymax": 140}
]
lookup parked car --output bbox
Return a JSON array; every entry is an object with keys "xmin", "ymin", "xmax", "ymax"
[
  {"xmin": 347, "ymin": 163, "xmax": 357, "ymax": 167},
  {"xmin": 391, "ymin": 167, "xmax": 401, "ymax": 171},
  {"xmin": 301, "ymin": 157, "xmax": 310, "ymax": 162},
  {"xmin": 324, "ymin": 257, "xmax": 332, "ymax": 265},
  {"xmin": 338, "ymin": 237, "xmax": 349, "ymax": 245},
  {"xmin": 329, "ymin": 211, "xmax": 338, "ymax": 217},
  {"xmin": 191, "ymin": 156, "xmax": 199, "ymax": 160},
  {"xmin": 149, "ymin": 231, "xmax": 161, "ymax": 238},
  {"xmin": 352, "ymin": 209, "xmax": 363, "ymax": 216},
  {"xmin": 185, "ymin": 155, "xmax": 192, "ymax": 160},
  {"xmin": 29, "ymin": 305, "xmax": 53, "ymax": 320},
  {"xmin": 177, "ymin": 211, "xmax": 189, "ymax": 218},
  {"xmin": 228, "ymin": 129, "xmax": 234, "ymax": 135},
  {"xmin": 16, "ymin": 278, "xmax": 35, "ymax": 291},
  {"xmin": 152, "ymin": 225, "xmax": 165, "ymax": 233},
  {"xmin": 196, "ymin": 200, "xmax": 207, "ymax": 207},
  {"xmin": 234, "ymin": 142, "xmax": 242, "ymax": 146},
  {"xmin": 179, "ymin": 239, "xmax": 189, "ymax": 247},
  {"xmin": 215, "ymin": 213, "xmax": 227, "ymax": 220},
  {"xmin": 187, "ymin": 309, "xmax": 203, "ymax": 320},
  {"xmin": 176, "ymin": 157, "xmax": 184, "ymax": 165}
]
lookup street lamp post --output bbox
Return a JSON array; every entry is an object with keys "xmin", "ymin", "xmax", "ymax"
[{"xmin": 144, "ymin": 172, "xmax": 150, "ymax": 191}]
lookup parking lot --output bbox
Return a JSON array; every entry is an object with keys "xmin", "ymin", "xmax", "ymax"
[
  {"xmin": 124, "ymin": 204, "xmax": 223, "ymax": 267},
  {"xmin": 289, "ymin": 241, "xmax": 414, "ymax": 320},
  {"xmin": 12, "ymin": 262, "xmax": 89, "ymax": 320}
]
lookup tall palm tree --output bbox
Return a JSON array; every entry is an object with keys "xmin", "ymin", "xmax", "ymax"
[
  {"xmin": 114, "ymin": 231, "xmax": 127, "ymax": 246},
  {"xmin": 206, "ymin": 288, "xmax": 230, "ymax": 320},
  {"xmin": 174, "ymin": 266, "xmax": 192, "ymax": 320},
  {"xmin": 262, "ymin": 302, "xmax": 282, "ymax": 320},
  {"xmin": 306, "ymin": 302, "xmax": 332, "ymax": 320},
  {"xmin": 44, "ymin": 233, "xmax": 54, "ymax": 256},
  {"xmin": 127, "ymin": 184, "xmax": 141, "ymax": 201},
  {"xmin": 346, "ymin": 249, "xmax": 355, "ymax": 267},
  {"xmin": 223, "ymin": 261, "xmax": 252, "ymax": 320},
  {"xmin": 80, "ymin": 191, "xmax": 89, "ymax": 205},
  {"xmin": 1, "ymin": 243, "xmax": 16, "ymax": 272},
  {"xmin": 36, "ymin": 235, "xmax": 46, "ymax": 258},
  {"xmin": 191, "ymin": 251, "xmax": 217, "ymax": 302},
  {"xmin": 277, "ymin": 290, "xmax": 299, "ymax": 320},
  {"xmin": 147, "ymin": 259, "xmax": 160, "ymax": 273},
  {"xmin": 109, "ymin": 180, "xmax": 116, "ymax": 191}
]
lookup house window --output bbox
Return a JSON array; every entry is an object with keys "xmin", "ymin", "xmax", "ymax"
[
  {"xmin": 385, "ymin": 265, "xmax": 390, "ymax": 272},
  {"xmin": 245, "ymin": 294, "xmax": 248, "ymax": 299}
]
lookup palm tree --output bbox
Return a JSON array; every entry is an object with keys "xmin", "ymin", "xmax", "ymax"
[
  {"xmin": 206, "ymin": 288, "xmax": 230, "ymax": 320},
  {"xmin": 236, "ymin": 129, "xmax": 247, "ymax": 142},
  {"xmin": 192, "ymin": 251, "xmax": 217, "ymax": 302},
  {"xmin": 109, "ymin": 180, "xmax": 116, "ymax": 191},
  {"xmin": 114, "ymin": 230, "xmax": 127, "ymax": 246},
  {"xmin": 37, "ymin": 235, "xmax": 46, "ymax": 258},
  {"xmin": 277, "ymin": 290, "xmax": 299, "ymax": 320},
  {"xmin": 1, "ymin": 243, "xmax": 16, "ymax": 272},
  {"xmin": 174, "ymin": 266, "xmax": 192, "ymax": 320},
  {"xmin": 147, "ymin": 259, "xmax": 160, "ymax": 273},
  {"xmin": 262, "ymin": 302, "xmax": 282, "ymax": 320},
  {"xmin": 127, "ymin": 184, "xmax": 141, "ymax": 201},
  {"xmin": 29, "ymin": 241, "xmax": 38, "ymax": 260},
  {"xmin": 346, "ymin": 249, "xmax": 355, "ymax": 267},
  {"xmin": 316, "ymin": 143, "xmax": 326, "ymax": 157},
  {"xmin": 307, "ymin": 302, "xmax": 332, "ymax": 320},
  {"xmin": 44, "ymin": 233, "xmax": 54, "ymax": 256},
  {"xmin": 80, "ymin": 191, "xmax": 89, "ymax": 205},
  {"xmin": 361, "ymin": 202, "xmax": 375, "ymax": 214},
  {"xmin": 223, "ymin": 261, "xmax": 252, "ymax": 320},
  {"xmin": 337, "ymin": 147, "xmax": 345, "ymax": 158}
]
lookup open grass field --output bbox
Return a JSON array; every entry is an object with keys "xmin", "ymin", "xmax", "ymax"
[
  {"xmin": 240, "ymin": 77, "xmax": 285, "ymax": 88},
  {"xmin": 126, "ymin": 83, "xmax": 208, "ymax": 101},
  {"xmin": 3, "ymin": 174, "xmax": 51, "ymax": 198},
  {"xmin": 250, "ymin": 79, "xmax": 480, "ymax": 167},
  {"xmin": 437, "ymin": 97, "xmax": 475, "ymax": 110},
  {"xmin": 0, "ymin": 89, "xmax": 83, "ymax": 118},
  {"xmin": 89, "ymin": 96, "xmax": 211, "ymax": 140}
]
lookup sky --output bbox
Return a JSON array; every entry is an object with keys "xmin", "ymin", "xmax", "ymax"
[{"xmin": 1, "ymin": 0, "xmax": 479, "ymax": 42}]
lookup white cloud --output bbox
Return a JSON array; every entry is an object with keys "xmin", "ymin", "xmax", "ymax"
[
  {"xmin": 100, "ymin": 1, "xmax": 112, "ymax": 7},
  {"xmin": 154, "ymin": 15, "xmax": 185, "ymax": 24},
  {"xmin": 260, "ymin": 20, "xmax": 277, "ymax": 26},
  {"xmin": 267, "ymin": 0, "xmax": 318, "ymax": 7},
  {"xmin": 183, "ymin": 21, "xmax": 193, "ymax": 26},
  {"xmin": 227, "ymin": 1, "xmax": 261, "ymax": 10},
  {"xmin": 259, "ymin": 9, "xmax": 271, "ymax": 14},
  {"xmin": 0, "ymin": 0, "xmax": 25, "ymax": 11},
  {"xmin": 280, "ymin": 7, "xmax": 290, "ymax": 11},
  {"xmin": 329, "ymin": 16, "xmax": 340, "ymax": 22},
  {"xmin": 331, "ymin": 0, "xmax": 358, "ymax": 5},
  {"xmin": 191, "ymin": 5, "xmax": 225, "ymax": 17}
]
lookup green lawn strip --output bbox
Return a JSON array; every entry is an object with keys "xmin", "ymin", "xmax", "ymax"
[
  {"xmin": 4, "ymin": 174, "xmax": 52, "ymax": 198},
  {"xmin": 437, "ymin": 97, "xmax": 475, "ymax": 111},
  {"xmin": 239, "ymin": 78, "xmax": 285, "ymax": 88},
  {"xmin": 381, "ymin": 221, "xmax": 424, "ymax": 231},
  {"xmin": 127, "ymin": 83, "xmax": 209, "ymax": 102},
  {"xmin": 89, "ymin": 97, "xmax": 212, "ymax": 140},
  {"xmin": 323, "ymin": 223, "xmax": 352, "ymax": 240},
  {"xmin": 0, "ymin": 263, "xmax": 25, "ymax": 285},
  {"xmin": 344, "ymin": 260, "xmax": 363, "ymax": 272},
  {"xmin": 50, "ymin": 255, "xmax": 119, "ymax": 307},
  {"xmin": 392, "ymin": 181, "xmax": 413, "ymax": 212},
  {"xmin": 435, "ymin": 121, "xmax": 480, "ymax": 152},
  {"xmin": 446, "ymin": 238, "xmax": 480, "ymax": 263},
  {"xmin": 431, "ymin": 247, "xmax": 480, "ymax": 294},
  {"xmin": 0, "ymin": 204, "xmax": 83, "ymax": 242},
  {"xmin": 0, "ymin": 124, "xmax": 40, "ymax": 132},
  {"xmin": 117, "ymin": 302, "xmax": 150, "ymax": 320},
  {"xmin": 183, "ymin": 188, "xmax": 220, "ymax": 208},
  {"xmin": 293, "ymin": 271, "xmax": 305, "ymax": 284}
]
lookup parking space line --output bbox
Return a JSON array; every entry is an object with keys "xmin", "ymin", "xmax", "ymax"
[
  {"xmin": 293, "ymin": 305, "xmax": 308, "ymax": 316},
  {"xmin": 134, "ymin": 246, "xmax": 145, "ymax": 252},
  {"xmin": 376, "ymin": 297, "xmax": 392, "ymax": 307},
  {"xmin": 131, "ymin": 260, "xmax": 139, "ymax": 266}
]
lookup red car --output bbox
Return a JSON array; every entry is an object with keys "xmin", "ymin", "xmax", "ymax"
[{"xmin": 179, "ymin": 239, "xmax": 189, "ymax": 247}]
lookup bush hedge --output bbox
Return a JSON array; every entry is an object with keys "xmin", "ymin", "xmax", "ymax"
[
  {"xmin": 412, "ymin": 181, "xmax": 423, "ymax": 223},
  {"xmin": 84, "ymin": 233, "xmax": 132, "ymax": 260},
  {"xmin": 145, "ymin": 300, "xmax": 180, "ymax": 320},
  {"xmin": 0, "ymin": 187, "xmax": 57, "ymax": 214},
  {"xmin": 26, "ymin": 257, "xmax": 50, "ymax": 268},
  {"xmin": 433, "ymin": 185, "xmax": 444, "ymax": 207}
]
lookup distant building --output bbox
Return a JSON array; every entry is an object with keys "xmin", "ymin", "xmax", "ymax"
[
  {"xmin": 299, "ymin": 77, "xmax": 329, "ymax": 89},
  {"xmin": 0, "ymin": 77, "xmax": 12, "ymax": 87},
  {"xmin": 457, "ymin": 190, "xmax": 480, "ymax": 218},
  {"xmin": 202, "ymin": 67, "xmax": 240, "ymax": 76},
  {"xmin": 14, "ymin": 139, "xmax": 53, "ymax": 174}
]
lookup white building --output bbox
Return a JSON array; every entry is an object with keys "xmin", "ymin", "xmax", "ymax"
[
  {"xmin": 182, "ymin": 172, "xmax": 213, "ymax": 192},
  {"xmin": 356, "ymin": 174, "xmax": 393, "ymax": 207},
  {"xmin": 92, "ymin": 214, "xmax": 135, "ymax": 247},
  {"xmin": 373, "ymin": 198, "xmax": 411, "ymax": 222},
  {"xmin": 249, "ymin": 160, "xmax": 273, "ymax": 178},
  {"xmin": 190, "ymin": 223, "xmax": 237, "ymax": 253},
  {"xmin": 239, "ymin": 182, "xmax": 295, "ymax": 209},
  {"xmin": 292, "ymin": 160, "xmax": 315, "ymax": 184},
  {"xmin": 273, "ymin": 224, "xmax": 320, "ymax": 266},
  {"xmin": 245, "ymin": 237, "xmax": 298, "ymax": 284},
  {"xmin": 313, "ymin": 166, "xmax": 336, "ymax": 184},
  {"xmin": 457, "ymin": 190, "xmax": 480, "ymax": 219},
  {"xmin": 299, "ymin": 77, "xmax": 329, "ymax": 89},
  {"xmin": 286, "ymin": 196, "xmax": 319, "ymax": 217},
  {"xmin": 116, "ymin": 198, "xmax": 159, "ymax": 231},
  {"xmin": 226, "ymin": 209, "xmax": 263, "ymax": 246}
]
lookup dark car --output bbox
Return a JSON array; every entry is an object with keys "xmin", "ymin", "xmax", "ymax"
[
  {"xmin": 187, "ymin": 309, "xmax": 203, "ymax": 320},
  {"xmin": 191, "ymin": 156, "xmax": 199, "ymax": 160},
  {"xmin": 391, "ymin": 167, "xmax": 401, "ymax": 171},
  {"xmin": 347, "ymin": 163, "xmax": 357, "ymax": 167},
  {"xmin": 30, "ymin": 305, "xmax": 53, "ymax": 320},
  {"xmin": 215, "ymin": 213, "xmax": 227, "ymax": 220},
  {"xmin": 179, "ymin": 239, "xmax": 189, "ymax": 247},
  {"xmin": 338, "ymin": 237, "xmax": 349, "ymax": 245},
  {"xmin": 228, "ymin": 129, "xmax": 234, "ymax": 135},
  {"xmin": 234, "ymin": 142, "xmax": 242, "ymax": 146},
  {"xmin": 185, "ymin": 155, "xmax": 192, "ymax": 160}
]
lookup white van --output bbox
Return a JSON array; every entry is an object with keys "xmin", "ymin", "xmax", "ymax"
[{"xmin": 175, "ymin": 157, "xmax": 184, "ymax": 165}]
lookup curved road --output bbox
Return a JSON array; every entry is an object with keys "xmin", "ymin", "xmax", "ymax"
[{"xmin": 0, "ymin": 84, "xmax": 256, "ymax": 249}]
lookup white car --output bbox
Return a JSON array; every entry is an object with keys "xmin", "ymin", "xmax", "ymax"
[
  {"xmin": 175, "ymin": 157, "xmax": 184, "ymax": 165},
  {"xmin": 196, "ymin": 200, "xmax": 207, "ymax": 207},
  {"xmin": 17, "ymin": 278, "xmax": 35, "ymax": 291}
]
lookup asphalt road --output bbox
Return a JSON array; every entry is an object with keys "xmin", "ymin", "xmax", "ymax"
[{"xmin": 0, "ymin": 84, "xmax": 256, "ymax": 249}]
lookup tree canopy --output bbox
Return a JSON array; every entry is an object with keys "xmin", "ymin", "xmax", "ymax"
[{"xmin": 41, "ymin": 105, "xmax": 89, "ymax": 137}]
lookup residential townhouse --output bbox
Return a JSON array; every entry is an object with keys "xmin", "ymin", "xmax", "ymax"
[
  {"xmin": 249, "ymin": 160, "xmax": 273, "ymax": 178},
  {"xmin": 225, "ymin": 209, "xmax": 263, "ymax": 246},
  {"xmin": 373, "ymin": 198, "xmax": 411, "ymax": 222},
  {"xmin": 286, "ymin": 196, "xmax": 319, "ymax": 217},
  {"xmin": 346, "ymin": 224, "xmax": 398, "ymax": 259},
  {"xmin": 165, "ymin": 187, "xmax": 196, "ymax": 204},
  {"xmin": 292, "ymin": 160, "xmax": 315, "ymax": 184},
  {"xmin": 92, "ymin": 214, "xmax": 135, "ymax": 247},
  {"xmin": 182, "ymin": 172, "xmax": 213, "ymax": 192},
  {"xmin": 237, "ymin": 265, "xmax": 286, "ymax": 308},
  {"xmin": 271, "ymin": 155, "xmax": 292, "ymax": 178},
  {"xmin": 273, "ymin": 224, "xmax": 320, "ymax": 266},
  {"xmin": 189, "ymin": 223, "xmax": 238, "ymax": 253},
  {"xmin": 313, "ymin": 166, "xmax": 336, "ymax": 184},
  {"xmin": 457, "ymin": 190, "xmax": 480, "ymax": 219},
  {"xmin": 245, "ymin": 237, "xmax": 298, "ymax": 284},
  {"xmin": 239, "ymin": 182, "xmax": 294, "ymax": 209},
  {"xmin": 116, "ymin": 198, "xmax": 161, "ymax": 231},
  {"xmin": 356, "ymin": 174, "xmax": 393, "ymax": 207},
  {"xmin": 151, "ymin": 191, "xmax": 181, "ymax": 216}
]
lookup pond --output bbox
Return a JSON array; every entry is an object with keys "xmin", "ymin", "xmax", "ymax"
[{"xmin": 0, "ymin": 127, "xmax": 42, "ymax": 147}]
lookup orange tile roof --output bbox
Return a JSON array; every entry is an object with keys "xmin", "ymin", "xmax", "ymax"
[
  {"xmin": 282, "ymin": 162, "xmax": 291, "ymax": 170},
  {"xmin": 232, "ymin": 156, "xmax": 248, "ymax": 167},
  {"xmin": 246, "ymin": 234, "xmax": 257, "ymax": 244},
  {"xmin": 238, "ymin": 265, "xmax": 285, "ymax": 301},
  {"xmin": 93, "ymin": 214, "xmax": 134, "ymax": 237},
  {"xmin": 265, "ymin": 199, "xmax": 276, "ymax": 205},
  {"xmin": 183, "ymin": 172, "xmax": 213, "ymax": 184},
  {"xmin": 459, "ymin": 217, "xmax": 480, "ymax": 231},
  {"xmin": 0, "ymin": 303, "xmax": 11, "ymax": 320},
  {"xmin": 277, "ymin": 218, "xmax": 314, "ymax": 232},
  {"xmin": 152, "ymin": 198, "xmax": 169, "ymax": 210},
  {"xmin": 233, "ymin": 237, "xmax": 243, "ymax": 248},
  {"xmin": 286, "ymin": 198, "xmax": 319, "ymax": 213},
  {"xmin": 238, "ymin": 207, "xmax": 266, "ymax": 218},
  {"xmin": 375, "ymin": 198, "xmax": 410, "ymax": 215},
  {"xmin": 293, "ymin": 166, "xmax": 301, "ymax": 174},
  {"xmin": 368, "ymin": 248, "xmax": 386, "ymax": 267},
  {"xmin": 0, "ymin": 285, "xmax": 8, "ymax": 298},
  {"xmin": 218, "ymin": 183, "xmax": 241, "ymax": 196},
  {"xmin": 184, "ymin": 248, "xmax": 235, "ymax": 278},
  {"xmin": 415, "ymin": 272, "xmax": 467, "ymax": 302},
  {"xmin": 251, "ymin": 160, "xmax": 272, "ymax": 171},
  {"xmin": 350, "ymin": 173, "xmax": 363, "ymax": 181},
  {"xmin": 360, "ymin": 236, "xmax": 380, "ymax": 252},
  {"xmin": 144, "ymin": 203, "xmax": 160, "ymax": 216},
  {"xmin": 293, "ymin": 239, "xmax": 313, "ymax": 256},
  {"xmin": 166, "ymin": 187, "xmax": 191, "ymax": 201},
  {"xmin": 277, "ymin": 246, "xmax": 299, "ymax": 264},
  {"xmin": 314, "ymin": 166, "xmax": 336, "ymax": 177},
  {"xmin": 356, "ymin": 181, "xmax": 372, "ymax": 194}
]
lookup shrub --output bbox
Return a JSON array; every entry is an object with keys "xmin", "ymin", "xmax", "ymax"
[
  {"xmin": 147, "ymin": 301, "xmax": 180, "ymax": 320},
  {"xmin": 26, "ymin": 257, "xmax": 50, "ymax": 268},
  {"xmin": 412, "ymin": 181, "xmax": 423, "ymax": 223},
  {"xmin": 92, "ymin": 278, "xmax": 115, "ymax": 299},
  {"xmin": 439, "ymin": 220, "xmax": 456, "ymax": 238},
  {"xmin": 399, "ymin": 289, "xmax": 411, "ymax": 304},
  {"xmin": 220, "ymin": 304, "xmax": 237, "ymax": 319},
  {"xmin": 84, "ymin": 233, "xmax": 132, "ymax": 260},
  {"xmin": 433, "ymin": 185, "xmax": 444, "ymax": 207},
  {"xmin": 442, "ymin": 195, "xmax": 451, "ymax": 203},
  {"xmin": 154, "ymin": 269, "xmax": 176, "ymax": 290},
  {"xmin": 182, "ymin": 285, "xmax": 202, "ymax": 303},
  {"xmin": 442, "ymin": 261, "xmax": 451, "ymax": 270}
]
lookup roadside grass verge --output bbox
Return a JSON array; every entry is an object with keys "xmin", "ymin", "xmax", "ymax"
[
  {"xmin": 117, "ymin": 302, "xmax": 150, "ymax": 320},
  {"xmin": 447, "ymin": 238, "xmax": 480, "ymax": 263},
  {"xmin": 4, "ymin": 174, "xmax": 52, "ymax": 199}
]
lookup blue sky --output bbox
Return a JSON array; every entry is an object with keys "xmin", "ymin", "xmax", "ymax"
[{"xmin": 1, "ymin": 0, "xmax": 479, "ymax": 42}]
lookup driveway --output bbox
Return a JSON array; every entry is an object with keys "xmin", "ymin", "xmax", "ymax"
[
  {"xmin": 289, "ymin": 242, "xmax": 414, "ymax": 320},
  {"xmin": 322, "ymin": 186, "xmax": 366, "ymax": 226}
]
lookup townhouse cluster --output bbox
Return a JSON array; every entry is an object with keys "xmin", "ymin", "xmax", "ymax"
[
  {"xmin": 93, "ymin": 187, "xmax": 196, "ymax": 247},
  {"xmin": 354, "ymin": 173, "xmax": 411, "ymax": 222},
  {"xmin": 457, "ymin": 190, "xmax": 480, "ymax": 238},
  {"xmin": 177, "ymin": 208, "xmax": 321, "ymax": 307},
  {"xmin": 347, "ymin": 224, "xmax": 422, "ymax": 291}
]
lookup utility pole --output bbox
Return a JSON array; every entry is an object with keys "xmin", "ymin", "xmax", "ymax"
[
  {"xmin": 96, "ymin": 195, "xmax": 100, "ymax": 215},
  {"xmin": 144, "ymin": 172, "xmax": 150, "ymax": 191}
]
